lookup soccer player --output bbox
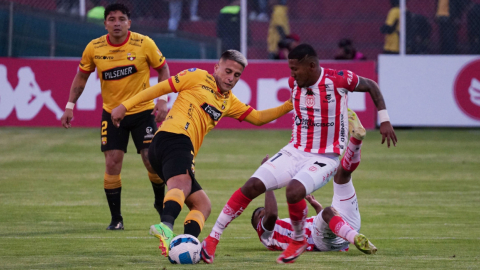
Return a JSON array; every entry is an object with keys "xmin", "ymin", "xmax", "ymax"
[
  {"xmin": 252, "ymin": 111, "xmax": 377, "ymax": 255},
  {"xmin": 60, "ymin": 3, "xmax": 170, "ymax": 230},
  {"xmin": 202, "ymin": 44, "xmax": 397, "ymax": 264},
  {"xmin": 110, "ymin": 50, "xmax": 294, "ymax": 256}
]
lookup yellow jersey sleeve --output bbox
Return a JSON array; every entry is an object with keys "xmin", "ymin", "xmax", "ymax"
[
  {"xmin": 385, "ymin": 7, "xmax": 400, "ymax": 26},
  {"xmin": 144, "ymin": 37, "xmax": 166, "ymax": 70},
  {"xmin": 122, "ymin": 79, "xmax": 173, "ymax": 111},
  {"xmin": 79, "ymin": 41, "xmax": 95, "ymax": 73},
  {"xmin": 225, "ymin": 93, "xmax": 253, "ymax": 121},
  {"xmin": 168, "ymin": 69, "xmax": 203, "ymax": 93}
]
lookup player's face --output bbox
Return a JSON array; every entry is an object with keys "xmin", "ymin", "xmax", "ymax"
[
  {"xmin": 213, "ymin": 59, "xmax": 244, "ymax": 93},
  {"xmin": 288, "ymin": 59, "xmax": 314, "ymax": 88},
  {"xmin": 252, "ymin": 208, "xmax": 265, "ymax": 230},
  {"xmin": 104, "ymin": 11, "xmax": 131, "ymax": 39}
]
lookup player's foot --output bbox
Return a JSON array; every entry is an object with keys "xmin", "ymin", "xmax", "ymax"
[
  {"xmin": 348, "ymin": 108, "xmax": 366, "ymax": 140},
  {"xmin": 106, "ymin": 220, "xmax": 124, "ymax": 230},
  {"xmin": 201, "ymin": 236, "xmax": 219, "ymax": 264},
  {"xmin": 150, "ymin": 223, "xmax": 175, "ymax": 257},
  {"xmin": 354, "ymin": 234, "xmax": 377, "ymax": 255},
  {"xmin": 276, "ymin": 238, "xmax": 308, "ymax": 264}
]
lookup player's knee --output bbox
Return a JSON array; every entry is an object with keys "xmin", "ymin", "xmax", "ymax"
[
  {"xmin": 286, "ymin": 180, "xmax": 306, "ymax": 203},
  {"xmin": 241, "ymin": 177, "xmax": 266, "ymax": 199},
  {"xmin": 321, "ymin": 206, "xmax": 339, "ymax": 224}
]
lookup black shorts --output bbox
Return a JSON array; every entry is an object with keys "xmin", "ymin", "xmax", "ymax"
[
  {"xmin": 148, "ymin": 131, "xmax": 202, "ymax": 194},
  {"xmin": 101, "ymin": 109, "xmax": 157, "ymax": 154}
]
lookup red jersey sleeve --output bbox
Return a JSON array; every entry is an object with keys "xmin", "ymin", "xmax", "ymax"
[{"xmin": 335, "ymin": 70, "xmax": 360, "ymax": 92}]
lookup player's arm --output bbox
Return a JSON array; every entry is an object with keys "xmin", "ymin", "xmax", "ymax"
[
  {"xmin": 153, "ymin": 63, "xmax": 171, "ymax": 123},
  {"xmin": 243, "ymin": 99, "xmax": 293, "ymax": 126},
  {"xmin": 305, "ymin": 194, "xmax": 323, "ymax": 214},
  {"xmin": 262, "ymin": 190, "xmax": 278, "ymax": 232},
  {"xmin": 61, "ymin": 70, "xmax": 90, "ymax": 129},
  {"xmin": 354, "ymin": 76, "xmax": 397, "ymax": 147},
  {"xmin": 111, "ymin": 79, "xmax": 173, "ymax": 127}
]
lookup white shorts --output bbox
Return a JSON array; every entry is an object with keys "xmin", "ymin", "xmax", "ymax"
[
  {"xmin": 251, "ymin": 144, "xmax": 339, "ymax": 194},
  {"xmin": 312, "ymin": 180, "xmax": 361, "ymax": 251}
]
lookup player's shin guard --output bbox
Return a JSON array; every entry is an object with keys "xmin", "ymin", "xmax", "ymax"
[
  {"xmin": 184, "ymin": 210, "xmax": 205, "ymax": 238},
  {"xmin": 288, "ymin": 199, "xmax": 308, "ymax": 241},
  {"xmin": 209, "ymin": 188, "xmax": 252, "ymax": 240},
  {"xmin": 341, "ymin": 137, "xmax": 363, "ymax": 172},
  {"xmin": 328, "ymin": 215, "xmax": 358, "ymax": 243},
  {"xmin": 161, "ymin": 188, "xmax": 185, "ymax": 229},
  {"xmin": 148, "ymin": 172, "xmax": 165, "ymax": 217},
  {"xmin": 104, "ymin": 173, "xmax": 122, "ymax": 221}
]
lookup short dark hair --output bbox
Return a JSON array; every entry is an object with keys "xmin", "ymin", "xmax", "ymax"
[
  {"xmin": 288, "ymin": 43, "xmax": 318, "ymax": 63},
  {"xmin": 104, "ymin": 3, "xmax": 131, "ymax": 20},
  {"xmin": 251, "ymin": 207, "xmax": 264, "ymax": 229}
]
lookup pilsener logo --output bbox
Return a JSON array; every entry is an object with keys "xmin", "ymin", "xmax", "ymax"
[
  {"xmin": 102, "ymin": 65, "xmax": 137, "ymax": 80},
  {"xmin": 454, "ymin": 59, "xmax": 480, "ymax": 120},
  {"xmin": 201, "ymin": 103, "xmax": 222, "ymax": 121}
]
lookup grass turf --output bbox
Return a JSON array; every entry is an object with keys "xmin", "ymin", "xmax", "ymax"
[{"xmin": 0, "ymin": 128, "xmax": 479, "ymax": 269}]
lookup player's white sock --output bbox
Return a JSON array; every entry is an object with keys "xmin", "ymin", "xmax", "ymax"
[
  {"xmin": 329, "ymin": 215, "xmax": 358, "ymax": 243},
  {"xmin": 209, "ymin": 188, "xmax": 252, "ymax": 240},
  {"xmin": 341, "ymin": 137, "xmax": 362, "ymax": 172}
]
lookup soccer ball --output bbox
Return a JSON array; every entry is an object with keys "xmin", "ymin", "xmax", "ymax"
[{"xmin": 167, "ymin": 234, "xmax": 202, "ymax": 264}]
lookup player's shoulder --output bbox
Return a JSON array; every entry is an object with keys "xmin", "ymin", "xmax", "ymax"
[
  {"xmin": 129, "ymin": 31, "xmax": 152, "ymax": 42},
  {"xmin": 177, "ymin": 67, "xmax": 208, "ymax": 77},
  {"xmin": 88, "ymin": 35, "xmax": 108, "ymax": 48},
  {"xmin": 288, "ymin": 76, "xmax": 296, "ymax": 89}
]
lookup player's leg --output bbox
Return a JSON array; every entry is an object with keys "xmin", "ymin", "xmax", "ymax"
[
  {"xmin": 184, "ymin": 189, "xmax": 211, "ymax": 237},
  {"xmin": 277, "ymin": 155, "xmax": 338, "ymax": 264},
  {"xmin": 148, "ymin": 131, "xmax": 196, "ymax": 256},
  {"xmin": 130, "ymin": 110, "xmax": 165, "ymax": 219},
  {"xmin": 202, "ymin": 147, "xmax": 296, "ymax": 264},
  {"xmin": 338, "ymin": 108, "xmax": 365, "ymax": 181},
  {"xmin": 101, "ymin": 110, "xmax": 129, "ymax": 230}
]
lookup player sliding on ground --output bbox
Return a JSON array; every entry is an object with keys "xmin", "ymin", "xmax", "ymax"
[
  {"xmin": 252, "ymin": 122, "xmax": 376, "ymax": 255},
  {"xmin": 110, "ymin": 50, "xmax": 293, "ymax": 257},
  {"xmin": 202, "ymin": 44, "xmax": 397, "ymax": 264}
]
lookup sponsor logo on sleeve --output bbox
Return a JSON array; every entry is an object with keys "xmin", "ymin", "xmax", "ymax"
[
  {"xmin": 201, "ymin": 103, "xmax": 223, "ymax": 121},
  {"xmin": 178, "ymin": 70, "xmax": 187, "ymax": 76},
  {"xmin": 102, "ymin": 65, "xmax": 137, "ymax": 80},
  {"xmin": 174, "ymin": 75, "xmax": 180, "ymax": 83},
  {"xmin": 188, "ymin": 68, "xmax": 197, "ymax": 72}
]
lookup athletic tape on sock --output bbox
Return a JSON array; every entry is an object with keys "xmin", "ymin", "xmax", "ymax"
[
  {"xmin": 184, "ymin": 210, "xmax": 205, "ymax": 231},
  {"xmin": 164, "ymin": 188, "xmax": 185, "ymax": 210},
  {"xmin": 104, "ymin": 173, "xmax": 121, "ymax": 189},
  {"xmin": 148, "ymin": 172, "xmax": 164, "ymax": 184}
]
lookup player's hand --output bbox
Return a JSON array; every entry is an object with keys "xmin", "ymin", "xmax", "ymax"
[
  {"xmin": 261, "ymin": 154, "xmax": 269, "ymax": 165},
  {"xmin": 153, "ymin": 99, "xmax": 168, "ymax": 123},
  {"xmin": 305, "ymin": 194, "xmax": 322, "ymax": 207},
  {"xmin": 379, "ymin": 121, "xmax": 397, "ymax": 148},
  {"xmin": 111, "ymin": 104, "xmax": 127, "ymax": 127},
  {"xmin": 61, "ymin": 109, "xmax": 73, "ymax": 129}
]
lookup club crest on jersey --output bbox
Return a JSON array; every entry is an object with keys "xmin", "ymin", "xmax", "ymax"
[
  {"xmin": 127, "ymin": 52, "xmax": 136, "ymax": 61},
  {"xmin": 306, "ymin": 95, "xmax": 315, "ymax": 107}
]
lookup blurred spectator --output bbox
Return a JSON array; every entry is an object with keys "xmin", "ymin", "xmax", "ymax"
[
  {"xmin": 166, "ymin": 0, "xmax": 201, "ymax": 32},
  {"xmin": 276, "ymin": 33, "xmax": 300, "ymax": 59},
  {"xmin": 380, "ymin": 0, "xmax": 400, "ymax": 54},
  {"xmin": 267, "ymin": 0, "xmax": 289, "ymax": 59},
  {"xmin": 436, "ymin": 0, "xmax": 470, "ymax": 54},
  {"xmin": 217, "ymin": 0, "xmax": 241, "ymax": 52},
  {"xmin": 56, "ymin": 0, "xmax": 79, "ymax": 15},
  {"xmin": 249, "ymin": 0, "xmax": 269, "ymax": 21},
  {"xmin": 406, "ymin": 12, "xmax": 431, "ymax": 54},
  {"xmin": 334, "ymin": 39, "xmax": 366, "ymax": 60},
  {"xmin": 467, "ymin": 3, "xmax": 480, "ymax": 54}
]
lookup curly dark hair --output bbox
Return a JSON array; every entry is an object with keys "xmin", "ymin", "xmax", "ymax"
[
  {"xmin": 251, "ymin": 207, "xmax": 264, "ymax": 229},
  {"xmin": 104, "ymin": 3, "xmax": 131, "ymax": 20}
]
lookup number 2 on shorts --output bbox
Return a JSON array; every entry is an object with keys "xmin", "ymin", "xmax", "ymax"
[{"xmin": 101, "ymin": 121, "xmax": 108, "ymax": 136}]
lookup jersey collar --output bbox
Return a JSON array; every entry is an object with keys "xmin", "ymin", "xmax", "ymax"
[{"xmin": 106, "ymin": 31, "xmax": 131, "ymax": 47}]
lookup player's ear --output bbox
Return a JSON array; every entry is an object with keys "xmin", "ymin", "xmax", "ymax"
[
  {"xmin": 127, "ymin": 19, "xmax": 131, "ymax": 29},
  {"xmin": 213, "ymin": 63, "xmax": 219, "ymax": 74}
]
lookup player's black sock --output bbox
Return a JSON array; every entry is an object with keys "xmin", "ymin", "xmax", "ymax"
[
  {"xmin": 184, "ymin": 220, "xmax": 201, "ymax": 238},
  {"xmin": 151, "ymin": 182, "xmax": 165, "ymax": 217},
  {"xmin": 105, "ymin": 187, "xmax": 122, "ymax": 221},
  {"xmin": 161, "ymin": 201, "xmax": 182, "ymax": 227}
]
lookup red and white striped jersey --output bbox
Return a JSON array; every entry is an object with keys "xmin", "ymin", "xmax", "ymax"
[
  {"xmin": 256, "ymin": 216, "xmax": 318, "ymax": 251},
  {"xmin": 289, "ymin": 68, "xmax": 359, "ymax": 155}
]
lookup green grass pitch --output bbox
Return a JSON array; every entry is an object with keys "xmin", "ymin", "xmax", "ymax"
[{"xmin": 0, "ymin": 127, "xmax": 479, "ymax": 269}]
